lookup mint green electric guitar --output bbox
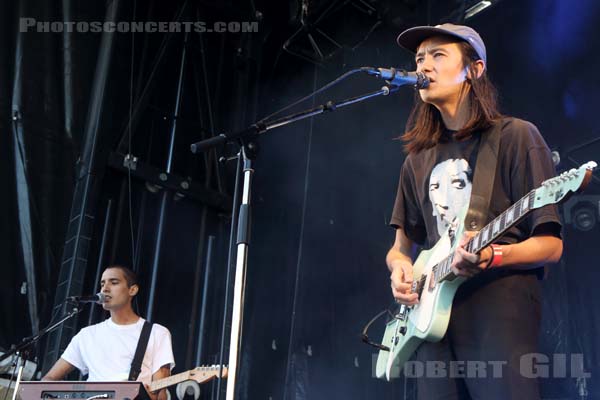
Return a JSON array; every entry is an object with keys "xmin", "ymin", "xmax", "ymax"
[{"xmin": 376, "ymin": 161, "xmax": 597, "ymax": 380}]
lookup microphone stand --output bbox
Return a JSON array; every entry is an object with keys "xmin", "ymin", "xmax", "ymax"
[
  {"xmin": 8, "ymin": 357, "xmax": 24, "ymax": 400},
  {"xmin": 0, "ymin": 301, "xmax": 86, "ymax": 398},
  {"xmin": 190, "ymin": 83, "xmax": 402, "ymax": 400}
]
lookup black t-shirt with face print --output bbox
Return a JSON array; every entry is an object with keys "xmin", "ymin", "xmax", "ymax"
[{"xmin": 390, "ymin": 117, "xmax": 562, "ymax": 250}]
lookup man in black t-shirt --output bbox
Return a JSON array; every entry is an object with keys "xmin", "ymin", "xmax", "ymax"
[{"xmin": 386, "ymin": 24, "xmax": 562, "ymax": 399}]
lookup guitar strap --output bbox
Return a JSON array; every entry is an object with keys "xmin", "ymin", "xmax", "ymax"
[
  {"xmin": 128, "ymin": 320, "xmax": 153, "ymax": 381},
  {"xmin": 465, "ymin": 118, "xmax": 507, "ymax": 232}
]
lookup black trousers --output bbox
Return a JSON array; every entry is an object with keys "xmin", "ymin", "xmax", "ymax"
[{"xmin": 415, "ymin": 270, "xmax": 542, "ymax": 400}]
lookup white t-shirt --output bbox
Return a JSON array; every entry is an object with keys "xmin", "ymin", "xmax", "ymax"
[{"xmin": 61, "ymin": 317, "xmax": 175, "ymax": 386}]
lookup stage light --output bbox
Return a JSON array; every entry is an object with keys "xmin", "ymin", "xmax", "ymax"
[
  {"xmin": 571, "ymin": 203, "xmax": 597, "ymax": 231},
  {"xmin": 562, "ymin": 196, "xmax": 600, "ymax": 232},
  {"xmin": 465, "ymin": 1, "xmax": 492, "ymax": 19}
]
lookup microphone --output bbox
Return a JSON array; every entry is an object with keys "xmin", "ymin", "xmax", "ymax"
[
  {"xmin": 66, "ymin": 293, "xmax": 107, "ymax": 304},
  {"xmin": 361, "ymin": 67, "xmax": 430, "ymax": 89}
]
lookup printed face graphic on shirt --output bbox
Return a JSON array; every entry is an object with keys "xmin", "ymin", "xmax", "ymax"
[{"xmin": 428, "ymin": 158, "xmax": 473, "ymax": 238}]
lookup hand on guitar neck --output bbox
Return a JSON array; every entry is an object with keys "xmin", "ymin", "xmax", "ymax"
[{"xmin": 450, "ymin": 231, "xmax": 495, "ymax": 278}]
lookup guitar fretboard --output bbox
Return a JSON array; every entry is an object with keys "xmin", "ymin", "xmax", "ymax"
[
  {"xmin": 149, "ymin": 370, "xmax": 190, "ymax": 391},
  {"xmin": 432, "ymin": 190, "xmax": 536, "ymax": 283}
]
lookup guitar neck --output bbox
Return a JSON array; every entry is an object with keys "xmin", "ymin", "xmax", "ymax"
[
  {"xmin": 149, "ymin": 370, "xmax": 190, "ymax": 392},
  {"xmin": 435, "ymin": 189, "xmax": 536, "ymax": 282},
  {"xmin": 467, "ymin": 190, "xmax": 536, "ymax": 254}
]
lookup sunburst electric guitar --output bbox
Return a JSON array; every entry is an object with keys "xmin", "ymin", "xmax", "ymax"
[{"xmin": 376, "ymin": 161, "xmax": 597, "ymax": 380}]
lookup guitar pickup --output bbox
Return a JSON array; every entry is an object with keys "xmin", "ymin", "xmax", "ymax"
[
  {"xmin": 395, "ymin": 304, "xmax": 409, "ymax": 321},
  {"xmin": 429, "ymin": 272, "xmax": 437, "ymax": 291},
  {"xmin": 416, "ymin": 275, "xmax": 427, "ymax": 296}
]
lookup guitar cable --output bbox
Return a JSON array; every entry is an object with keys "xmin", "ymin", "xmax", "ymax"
[{"xmin": 360, "ymin": 308, "xmax": 392, "ymax": 351}]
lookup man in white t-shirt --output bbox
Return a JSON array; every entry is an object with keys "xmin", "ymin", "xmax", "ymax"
[{"xmin": 43, "ymin": 266, "xmax": 175, "ymax": 400}]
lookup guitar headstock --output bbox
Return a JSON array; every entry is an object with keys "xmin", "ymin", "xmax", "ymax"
[
  {"xmin": 533, "ymin": 161, "xmax": 597, "ymax": 208},
  {"xmin": 188, "ymin": 365, "xmax": 228, "ymax": 384}
]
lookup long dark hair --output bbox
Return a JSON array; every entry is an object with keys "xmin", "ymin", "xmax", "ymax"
[{"xmin": 401, "ymin": 40, "xmax": 502, "ymax": 154}]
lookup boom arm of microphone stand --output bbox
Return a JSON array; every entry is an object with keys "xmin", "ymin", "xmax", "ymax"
[
  {"xmin": 189, "ymin": 85, "xmax": 400, "ymax": 154},
  {"xmin": 190, "ymin": 124, "xmax": 267, "ymax": 154},
  {"xmin": 0, "ymin": 305, "xmax": 84, "ymax": 363}
]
